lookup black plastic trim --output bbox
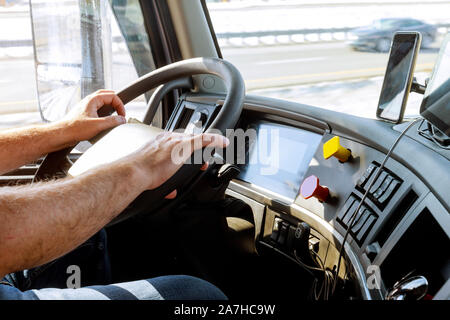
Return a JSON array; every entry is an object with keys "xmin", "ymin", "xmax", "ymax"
[
  {"xmin": 139, "ymin": 0, "xmax": 181, "ymax": 127},
  {"xmin": 200, "ymin": 0, "xmax": 223, "ymax": 59},
  {"xmin": 375, "ymin": 189, "xmax": 419, "ymax": 247}
]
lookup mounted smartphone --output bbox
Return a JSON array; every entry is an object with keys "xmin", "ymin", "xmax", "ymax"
[{"xmin": 377, "ymin": 32, "xmax": 422, "ymax": 123}]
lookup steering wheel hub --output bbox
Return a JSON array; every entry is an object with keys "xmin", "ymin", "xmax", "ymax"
[{"xmin": 61, "ymin": 57, "xmax": 245, "ymax": 225}]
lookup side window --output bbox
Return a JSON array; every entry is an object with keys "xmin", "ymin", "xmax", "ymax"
[
  {"xmin": 30, "ymin": 0, "xmax": 155, "ymax": 123},
  {"xmin": 0, "ymin": 0, "xmax": 155, "ymax": 129},
  {"xmin": 0, "ymin": 0, "xmax": 40, "ymax": 129}
]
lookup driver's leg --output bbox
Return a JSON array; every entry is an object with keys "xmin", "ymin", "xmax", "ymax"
[{"xmin": 0, "ymin": 275, "xmax": 227, "ymax": 300}]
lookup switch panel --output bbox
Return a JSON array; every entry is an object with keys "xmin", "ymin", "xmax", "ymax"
[
  {"xmin": 356, "ymin": 162, "xmax": 402, "ymax": 210},
  {"xmin": 337, "ymin": 194, "xmax": 378, "ymax": 245}
]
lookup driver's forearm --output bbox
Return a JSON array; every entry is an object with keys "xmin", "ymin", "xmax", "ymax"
[
  {"xmin": 0, "ymin": 121, "xmax": 76, "ymax": 175},
  {"xmin": 0, "ymin": 158, "xmax": 146, "ymax": 278}
]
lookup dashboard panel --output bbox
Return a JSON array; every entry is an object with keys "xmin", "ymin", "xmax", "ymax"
[{"xmin": 178, "ymin": 93, "xmax": 450, "ymax": 300}]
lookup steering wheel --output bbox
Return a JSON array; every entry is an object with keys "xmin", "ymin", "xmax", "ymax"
[{"xmin": 36, "ymin": 57, "xmax": 245, "ymax": 225}]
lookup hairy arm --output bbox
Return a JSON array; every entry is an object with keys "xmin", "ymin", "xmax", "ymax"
[
  {"xmin": 0, "ymin": 122, "xmax": 82, "ymax": 175},
  {"xmin": 0, "ymin": 158, "xmax": 145, "ymax": 278},
  {"xmin": 0, "ymin": 90, "xmax": 126, "ymax": 175},
  {"xmin": 0, "ymin": 131, "xmax": 228, "ymax": 278}
]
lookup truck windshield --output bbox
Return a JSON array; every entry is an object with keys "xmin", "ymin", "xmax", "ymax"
[{"xmin": 206, "ymin": 0, "xmax": 450, "ymax": 120}]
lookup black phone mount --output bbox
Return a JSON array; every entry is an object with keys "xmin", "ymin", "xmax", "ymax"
[
  {"xmin": 412, "ymin": 77, "xmax": 450, "ymax": 148},
  {"xmin": 410, "ymin": 77, "xmax": 428, "ymax": 95}
]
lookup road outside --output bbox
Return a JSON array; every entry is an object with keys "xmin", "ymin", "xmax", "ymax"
[
  {"xmin": 222, "ymin": 42, "xmax": 438, "ymax": 118},
  {"xmin": 1, "ymin": 0, "xmax": 449, "ymax": 128}
]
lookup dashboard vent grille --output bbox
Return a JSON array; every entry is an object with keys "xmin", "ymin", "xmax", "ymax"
[
  {"xmin": 337, "ymin": 194, "xmax": 378, "ymax": 245},
  {"xmin": 356, "ymin": 162, "xmax": 403, "ymax": 210}
]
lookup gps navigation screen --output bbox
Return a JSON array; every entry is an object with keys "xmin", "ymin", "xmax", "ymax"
[
  {"xmin": 238, "ymin": 121, "xmax": 322, "ymax": 200},
  {"xmin": 420, "ymin": 35, "xmax": 450, "ymax": 136}
]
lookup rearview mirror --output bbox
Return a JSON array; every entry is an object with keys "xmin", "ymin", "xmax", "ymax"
[{"xmin": 29, "ymin": 0, "xmax": 113, "ymax": 122}]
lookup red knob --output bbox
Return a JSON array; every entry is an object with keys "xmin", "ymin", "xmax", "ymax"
[{"xmin": 300, "ymin": 175, "xmax": 329, "ymax": 202}]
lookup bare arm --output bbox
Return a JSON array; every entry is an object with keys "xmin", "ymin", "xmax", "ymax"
[
  {"xmin": 0, "ymin": 158, "xmax": 143, "ymax": 278},
  {"xmin": 0, "ymin": 131, "xmax": 228, "ymax": 278},
  {"xmin": 0, "ymin": 90, "xmax": 126, "ymax": 175}
]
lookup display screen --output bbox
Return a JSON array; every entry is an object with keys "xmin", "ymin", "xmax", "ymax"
[
  {"xmin": 237, "ymin": 121, "xmax": 322, "ymax": 200},
  {"xmin": 420, "ymin": 35, "xmax": 450, "ymax": 136},
  {"xmin": 377, "ymin": 33, "xmax": 419, "ymax": 122}
]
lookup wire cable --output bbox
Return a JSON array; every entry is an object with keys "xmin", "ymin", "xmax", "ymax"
[
  {"xmin": 293, "ymin": 249, "xmax": 327, "ymax": 300},
  {"xmin": 310, "ymin": 249, "xmax": 332, "ymax": 300},
  {"xmin": 331, "ymin": 118, "xmax": 421, "ymax": 295},
  {"xmin": 294, "ymin": 247, "xmax": 336, "ymax": 300},
  {"xmin": 293, "ymin": 249, "xmax": 324, "ymax": 272}
]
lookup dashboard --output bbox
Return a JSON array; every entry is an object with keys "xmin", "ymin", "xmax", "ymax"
[{"xmin": 169, "ymin": 93, "xmax": 450, "ymax": 300}]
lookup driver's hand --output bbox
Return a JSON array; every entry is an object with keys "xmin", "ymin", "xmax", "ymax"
[
  {"xmin": 132, "ymin": 132, "xmax": 230, "ymax": 197},
  {"xmin": 62, "ymin": 89, "xmax": 126, "ymax": 142}
]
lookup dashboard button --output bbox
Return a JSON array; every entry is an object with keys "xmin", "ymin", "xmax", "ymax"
[
  {"xmin": 300, "ymin": 175, "xmax": 329, "ymax": 202},
  {"xmin": 357, "ymin": 163, "xmax": 377, "ymax": 187},
  {"xmin": 369, "ymin": 170, "xmax": 388, "ymax": 193},
  {"xmin": 356, "ymin": 214, "xmax": 376, "ymax": 242},
  {"xmin": 323, "ymin": 136, "xmax": 352, "ymax": 162},
  {"xmin": 378, "ymin": 179, "xmax": 400, "ymax": 204},
  {"xmin": 338, "ymin": 196, "xmax": 356, "ymax": 221},
  {"xmin": 351, "ymin": 208, "xmax": 371, "ymax": 234},
  {"xmin": 373, "ymin": 175, "xmax": 394, "ymax": 199},
  {"xmin": 351, "ymin": 205, "xmax": 367, "ymax": 225},
  {"xmin": 271, "ymin": 217, "xmax": 282, "ymax": 242},
  {"xmin": 342, "ymin": 200, "xmax": 360, "ymax": 226},
  {"xmin": 278, "ymin": 222, "xmax": 289, "ymax": 246}
]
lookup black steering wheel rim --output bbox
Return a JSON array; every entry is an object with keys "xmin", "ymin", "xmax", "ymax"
[
  {"xmin": 35, "ymin": 57, "xmax": 245, "ymax": 225},
  {"xmin": 100, "ymin": 57, "xmax": 245, "ymax": 135}
]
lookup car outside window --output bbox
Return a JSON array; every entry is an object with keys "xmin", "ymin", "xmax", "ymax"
[
  {"xmin": 376, "ymin": 19, "xmax": 400, "ymax": 30},
  {"xmin": 404, "ymin": 19, "xmax": 422, "ymax": 27}
]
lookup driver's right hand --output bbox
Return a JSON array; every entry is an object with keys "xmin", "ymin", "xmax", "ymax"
[{"xmin": 129, "ymin": 131, "xmax": 229, "ymax": 194}]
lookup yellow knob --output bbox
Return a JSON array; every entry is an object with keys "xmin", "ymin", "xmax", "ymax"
[{"xmin": 323, "ymin": 136, "xmax": 351, "ymax": 163}]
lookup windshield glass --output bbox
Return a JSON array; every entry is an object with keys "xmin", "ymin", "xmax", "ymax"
[
  {"xmin": 374, "ymin": 19, "xmax": 399, "ymax": 30},
  {"xmin": 207, "ymin": 0, "xmax": 450, "ymax": 120}
]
